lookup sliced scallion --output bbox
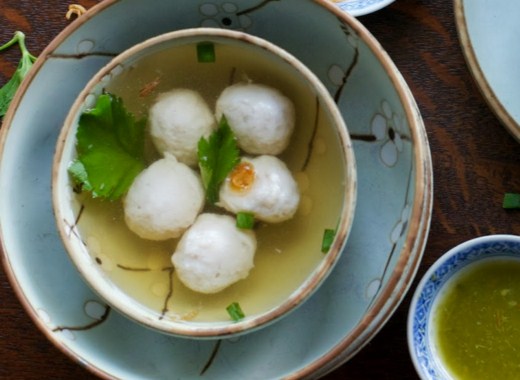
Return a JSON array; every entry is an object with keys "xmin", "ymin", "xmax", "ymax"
[
  {"xmin": 197, "ymin": 41, "xmax": 215, "ymax": 63},
  {"xmin": 236, "ymin": 212, "xmax": 255, "ymax": 229},
  {"xmin": 226, "ymin": 302, "xmax": 245, "ymax": 322},
  {"xmin": 321, "ymin": 229, "xmax": 336, "ymax": 253},
  {"xmin": 503, "ymin": 193, "xmax": 520, "ymax": 209}
]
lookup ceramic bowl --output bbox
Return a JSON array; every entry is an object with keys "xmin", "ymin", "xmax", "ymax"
[
  {"xmin": 52, "ymin": 27, "xmax": 357, "ymax": 339},
  {"xmin": 333, "ymin": 0, "xmax": 395, "ymax": 17},
  {"xmin": 0, "ymin": 0, "xmax": 431, "ymax": 377},
  {"xmin": 408, "ymin": 234, "xmax": 520, "ymax": 379},
  {"xmin": 455, "ymin": 0, "xmax": 520, "ymax": 142}
]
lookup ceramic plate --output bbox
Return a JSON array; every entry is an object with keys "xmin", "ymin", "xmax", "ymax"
[
  {"xmin": 455, "ymin": 0, "xmax": 520, "ymax": 142},
  {"xmin": 333, "ymin": 0, "xmax": 395, "ymax": 17},
  {"xmin": 0, "ymin": 0, "xmax": 432, "ymax": 378}
]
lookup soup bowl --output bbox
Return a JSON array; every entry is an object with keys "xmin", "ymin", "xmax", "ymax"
[
  {"xmin": 52, "ymin": 27, "xmax": 357, "ymax": 339},
  {"xmin": 408, "ymin": 234, "xmax": 520, "ymax": 379}
]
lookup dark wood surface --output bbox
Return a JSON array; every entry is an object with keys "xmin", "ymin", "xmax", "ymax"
[{"xmin": 1, "ymin": 0, "xmax": 519, "ymax": 379}]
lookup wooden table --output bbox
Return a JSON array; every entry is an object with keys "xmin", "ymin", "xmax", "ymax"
[{"xmin": 1, "ymin": 0, "xmax": 519, "ymax": 378}]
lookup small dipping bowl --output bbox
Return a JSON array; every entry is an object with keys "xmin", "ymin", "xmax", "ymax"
[
  {"xmin": 408, "ymin": 234, "xmax": 520, "ymax": 379},
  {"xmin": 52, "ymin": 28, "xmax": 357, "ymax": 339}
]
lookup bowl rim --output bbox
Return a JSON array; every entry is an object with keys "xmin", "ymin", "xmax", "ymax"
[
  {"xmin": 51, "ymin": 27, "xmax": 357, "ymax": 339},
  {"xmin": 407, "ymin": 234, "xmax": 520, "ymax": 379}
]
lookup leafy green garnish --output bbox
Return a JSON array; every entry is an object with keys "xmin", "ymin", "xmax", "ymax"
[
  {"xmin": 236, "ymin": 212, "xmax": 255, "ymax": 229},
  {"xmin": 197, "ymin": 42, "xmax": 215, "ymax": 63},
  {"xmin": 0, "ymin": 31, "xmax": 37, "ymax": 118},
  {"xmin": 321, "ymin": 228, "xmax": 336, "ymax": 253},
  {"xmin": 69, "ymin": 93, "xmax": 146, "ymax": 200},
  {"xmin": 198, "ymin": 115, "xmax": 240, "ymax": 204},
  {"xmin": 226, "ymin": 302, "xmax": 245, "ymax": 322},
  {"xmin": 503, "ymin": 193, "xmax": 520, "ymax": 209}
]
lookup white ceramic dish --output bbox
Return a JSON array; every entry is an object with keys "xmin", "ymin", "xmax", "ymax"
[
  {"xmin": 52, "ymin": 27, "xmax": 357, "ymax": 339},
  {"xmin": 455, "ymin": 0, "xmax": 520, "ymax": 142},
  {"xmin": 0, "ymin": 0, "xmax": 432, "ymax": 378},
  {"xmin": 333, "ymin": 0, "xmax": 395, "ymax": 17},
  {"xmin": 408, "ymin": 235, "xmax": 520, "ymax": 379}
]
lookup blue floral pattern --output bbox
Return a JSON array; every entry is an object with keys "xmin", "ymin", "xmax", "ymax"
[{"xmin": 334, "ymin": 0, "xmax": 394, "ymax": 16}]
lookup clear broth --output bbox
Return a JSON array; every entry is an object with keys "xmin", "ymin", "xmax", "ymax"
[{"xmin": 74, "ymin": 40, "xmax": 348, "ymax": 322}]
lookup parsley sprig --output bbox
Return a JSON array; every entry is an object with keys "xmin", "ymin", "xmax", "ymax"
[
  {"xmin": 0, "ymin": 31, "xmax": 37, "ymax": 118},
  {"xmin": 198, "ymin": 115, "xmax": 240, "ymax": 204},
  {"xmin": 69, "ymin": 93, "xmax": 147, "ymax": 200}
]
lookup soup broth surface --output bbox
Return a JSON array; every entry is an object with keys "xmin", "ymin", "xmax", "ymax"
[
  {"xmin": 73, "ymin": 39, "xmax": 347, "ymax": 322},
  {"xmin": 433, "ymin": 258, "xmax": 520, "ymax": 380}
]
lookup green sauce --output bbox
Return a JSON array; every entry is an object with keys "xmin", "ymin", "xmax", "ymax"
[{"xmin": 433, "ymin": 259, "xmax": 520, "ymax": 380}]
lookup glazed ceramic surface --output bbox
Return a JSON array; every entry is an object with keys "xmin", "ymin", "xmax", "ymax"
[
  {"xmin": 455, "ymin": 0, "xmax": 520, "ymax": 142},
  {"xmin": 408, "ymin": 235, "xmax": 520, "ymax": 379},
  {"xmin": 53, "ymin": 28, "xmax": 357, "ymax": 339},
  {"xmin": 334, "ymin": 0, "xmax": 394, "ymax": 16},
  {"xmin": 0, "ymin": 0, "xmax": 432, "ymax": 378}
]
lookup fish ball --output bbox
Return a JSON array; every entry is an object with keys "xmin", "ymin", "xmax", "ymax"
[
  {"xmin": 219, "ymin": 155, "xmax": 300, "ymax": 223},
  {"xmin": 149, "ymin": 89, "xmax": 215, "ymax": 166},
  {"xmin": 215, "ymin": 83, "xmax": 295, "ymax": 155},
  {"xmin": 124, "ymin": 155, "xmax": 204, "ymax": 240},
  {"xmin": 172, "ymin": 213, "xmax": 256, "ymax": 294}
]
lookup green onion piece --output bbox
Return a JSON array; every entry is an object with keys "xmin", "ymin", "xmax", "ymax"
[
  {"xmin": 197, "ymin": 42, "xmax": 215, "ymax": 63},
  {"xmin": 503, "ymin": 193, "xmax": 520, "ymax": 209},
  {"xmin": 321, "ymin": 229, "xmax": 336, "ymax": 253},
  {"xmin": 226, "ymin": 302, "xmax": 245, "ymax": 322},
  {"xmin": 236, "ymin": 212, "xmax": 255, "ymax": 229}
]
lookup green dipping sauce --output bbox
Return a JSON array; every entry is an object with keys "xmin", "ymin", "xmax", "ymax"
[{"xmin": 433, "ymin": 258, "xmax": 520, "ymax": 380}]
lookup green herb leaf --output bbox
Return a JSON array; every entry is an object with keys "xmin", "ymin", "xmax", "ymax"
[
  {"xmin": 198, "ymin": 115, "xmax": 240, "ymax": 204},
  {"xmin": 226, "ymin": 302, "xmax": 245, "ymax": 322},
  {"xmin": 503, "ymin": 193, "xmax": 520, "ymax": 209},
  {"xmin": 69, "ymin": 93, "xmax": 146, "ymax": 200},
  {"xmin": 197, "ymin": 42, "xmax": 215, "ymax": 63},
  {"xmin": 236, "ymin": 212, "xmax": 255, "ymax": 229},
  {"xmin": 0, "ymin": 31, "xmax": 37, "ymax": 117},
  {"xmin": 321, "ymin": 228, "xmax": 336, "ymax": 253}
]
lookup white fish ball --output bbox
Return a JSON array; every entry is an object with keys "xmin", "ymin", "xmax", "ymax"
[
  {"xmin": 215, "ymin": 83, "xmax": 295, "ymax": 155},
  {"xmin": 149, "ymin": 89, "xmax": 216, "ymax": 166},
  {"xmin": 124, "ymin": 155, "xmax": 204, "ymax": 241},
  {"xmin": 219, "ymin": 155, "xmax": 300, "ymax": 223},
  {"xmin": 172, "ymin": 213, "xmax": 256, "ymax": 294}
]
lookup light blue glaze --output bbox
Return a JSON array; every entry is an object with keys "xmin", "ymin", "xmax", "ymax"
[{"xmin": 0, "ymin": 0, "xmax": 431, "ymax": 378}]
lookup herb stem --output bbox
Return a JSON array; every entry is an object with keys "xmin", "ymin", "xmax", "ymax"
[
  {"xmin": 0, "ymin": 32, "xmax": 36, "ymax": 62},
  {"xmin": 18, "ymin": 33, "xmax": 37, "ymax": 63},
  {"xmin": 0, "ymin": 32, "xmax": 22, "ymax": 52}
]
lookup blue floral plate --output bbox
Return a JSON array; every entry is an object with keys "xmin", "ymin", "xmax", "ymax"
[{"xmin": 333, "ymin": 0, "xmax": 394, "ymax": 17}]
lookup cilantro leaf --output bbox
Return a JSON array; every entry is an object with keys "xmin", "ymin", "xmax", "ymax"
[
  {"xmin": 198, "ymin": 115, "xmax": 240, "ymax": 204},
  {"xmin": 69, "ymin": 93, "xmax": 146, "ymax": 200},
  {"xmin": 0, "ymin": 31, "xmax": 37, "ymax": 117}
]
